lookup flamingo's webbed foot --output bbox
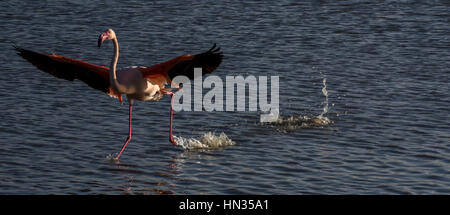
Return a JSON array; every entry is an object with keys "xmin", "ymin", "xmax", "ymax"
[{"xmin": 170, "ymin": 137, "xmax": 178, "ymax": 146}]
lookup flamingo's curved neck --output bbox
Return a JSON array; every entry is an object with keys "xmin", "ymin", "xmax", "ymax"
[
  {"xmin": 109, "ymin": 37, "xmax": 132, "ymax": 94},
  {"xmin": 110, "ymin": 38, "xmax": 119, "ymax": 81}
]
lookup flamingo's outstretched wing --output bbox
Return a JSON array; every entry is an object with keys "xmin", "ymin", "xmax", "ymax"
[
  {"xmin": 140, "ymin": 44, "xmax": 223, "ymax": 87},
  {"xmin": 167, "ymin": 44, "xmax": 223, "ymax": 80},
  {"xmin": 14, "ymin": 46, "xmax": 122, "ymax": 100}
]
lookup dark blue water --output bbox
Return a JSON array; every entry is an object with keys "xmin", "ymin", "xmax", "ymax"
[{"xmin": 0, "ymin": 0, "xmax": 449, "ymax": 194}]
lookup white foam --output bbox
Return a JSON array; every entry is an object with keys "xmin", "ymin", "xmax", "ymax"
[{"xmin": 174, "ymin": 132, "xmax": 236, "ymax": 150}]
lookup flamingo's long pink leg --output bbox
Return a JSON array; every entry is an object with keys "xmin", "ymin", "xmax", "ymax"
[
  {"xmin": 169, "ymin": 92, "xmax": 178, "ymax": 145},
  {"xmin": 115, "ymin": 103, "xmax": 133, "ymax": 160},
  {"xmin": 163, "ymin": 91, "xmax": 178, "ymax": 145}
]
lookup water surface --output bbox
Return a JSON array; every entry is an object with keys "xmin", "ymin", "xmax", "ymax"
[{"xmin": 0, "ymin": 0, "xmax": 449, "ymax": 194}]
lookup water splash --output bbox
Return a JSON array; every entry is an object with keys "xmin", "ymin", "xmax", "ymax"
[
  {"xmin": 264, "ymin": 76, "xmax": 332, "ymax": 132},
  {"xmin": 267, "ymin": 114, "xmax": 332, "ymax": 132},
  {"xmin": 318, "ymin": 77, "xmax": 329, "ymax": 119},
  {"xmin": 106, "ymin": 154, "xmax": 120, "ymax": 163},
  {"xmin": 174, "ymin": 132, "xmax": 236, "ymax": 150}
]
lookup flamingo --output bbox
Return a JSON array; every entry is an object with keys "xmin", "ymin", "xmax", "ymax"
[{"xmin": 15, "ymin": 29, "xmax": 223, "ymax": 160}]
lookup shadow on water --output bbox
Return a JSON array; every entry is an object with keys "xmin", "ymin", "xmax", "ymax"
[
  {"xmin": 101, "ymin": 160, "xmax": 176, "ymax": 195},
  {"xmin": 103, "ymin": 132, "xmax": 236, "ymax": 195}
]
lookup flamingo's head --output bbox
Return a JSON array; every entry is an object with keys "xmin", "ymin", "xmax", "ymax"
[{"xmin": 98, "ymin": 29, "xmax": 116, "ymax": 48}]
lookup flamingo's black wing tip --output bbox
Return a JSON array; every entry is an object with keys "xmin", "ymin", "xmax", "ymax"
[
  {"xmin": 12, "ymin": 42, "xmax": 22, "ymax": 52},
  {"xmin": 208, "ymin": 43, "xmax": 222, "ymax": 54}
]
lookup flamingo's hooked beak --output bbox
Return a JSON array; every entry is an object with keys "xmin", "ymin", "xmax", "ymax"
[{"xmin": 98, "ymin": 32, "xmax": 108, "ymax": 48}]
